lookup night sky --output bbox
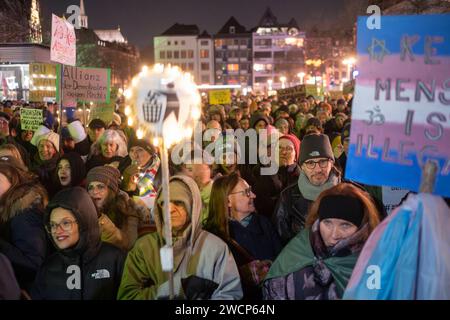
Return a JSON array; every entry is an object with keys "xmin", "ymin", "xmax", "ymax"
[{"xmin": 40, "ymin": 0, "xmax": 366, "ymax": 61}]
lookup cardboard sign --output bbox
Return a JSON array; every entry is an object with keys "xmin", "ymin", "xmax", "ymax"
[
  {"xmin": 343, "ymin": 80, "xmax": 355, "ymax": 96},
  {"xmin": 346, "ymin": 15, "xmax": 450, "ymax": 197},
  {"xmin": 50, "ymin": 14, "xmax": 76, "ymax": 66},
  {"xmin": 29, "ymin": 63, "xmax": 60, "ymax": 102},
  {"xmin": 20, "ymin": 108, "xmax": 43, "ymax": 131},
  {"xmin": 62, "ymin": 66, "xmax": 111, "ymax": 106},
  {"xmin": 209, "ymin": 90, "xmax": 231, "ymax": 105},
  {"xmin": 277, "ymin": 85, "xmax": 306, "ymax": 99}
]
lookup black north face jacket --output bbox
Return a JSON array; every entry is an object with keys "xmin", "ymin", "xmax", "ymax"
[{"xmin": 31, "ymin": 187, "xmax": 125, "ymax": 300}]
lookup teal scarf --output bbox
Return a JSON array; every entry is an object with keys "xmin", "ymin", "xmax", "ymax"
[{"xmin": 298, "ymin": 170, "xmax": 340, "ymax": 201}]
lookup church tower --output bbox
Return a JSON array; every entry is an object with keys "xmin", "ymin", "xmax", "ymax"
[{"xmin": 79, "ymin": 0, "xmax": 88, "ymax": 28}]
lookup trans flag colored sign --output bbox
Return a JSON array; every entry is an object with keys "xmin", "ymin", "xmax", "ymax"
[{"xmin": 346, "ymin": 15, "xmax": 450, "ymax": 197}]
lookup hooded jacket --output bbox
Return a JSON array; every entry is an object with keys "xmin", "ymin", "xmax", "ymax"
[
  {"xmin": 31, "ymin": 187, "xmax": 125, "ymax": 300},
  {"xmin": 117, "ymin": 175, "xmax": 243, "ymax": 300},
  {"xmin": 0, "ymin": 181, "xmax": 48, "ymax": 291}
]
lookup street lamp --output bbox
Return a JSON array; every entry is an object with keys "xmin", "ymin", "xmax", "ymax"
[
  {"xmin": 280, "ymin": 76, "xmax": 286, "ymax": 89},
  {"xmin": 297, "ymin": 72, "xmax": 305, "ymax": 84},
  {"xmin": 343, "ymin": 57, "xmax": 356, "ymax": 81}
]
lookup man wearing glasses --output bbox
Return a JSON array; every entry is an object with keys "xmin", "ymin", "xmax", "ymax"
[{"xmin": 273, "ymin": 133, "xmax": 340, "ymax": 245}]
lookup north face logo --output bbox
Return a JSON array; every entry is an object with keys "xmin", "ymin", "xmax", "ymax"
[
  {"xmin": 91, "ymin": 269, "xmax": 111, "ymax": 279},
  {"xmin": 309, "ymin": 151, "xmax": 320, "ymax": 157}
]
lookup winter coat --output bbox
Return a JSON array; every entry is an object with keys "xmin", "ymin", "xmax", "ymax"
[
  {"xmin": 273, "ymin": 170, "xmax": 341, "ymax": 245},
  {"xmin": 251, "ymin": 163, "xmax": 301, "ymax": 219},
  {"xmin": 117, "ymin": 175, "xmax": 243, "ymax": 300},
  {"xmin": 31, "ymin": 187, "xmax": 125, "ymax": 300},
  {"xmin": 0, "ymin": 182, "xmax": 48, "ymax": 290},
  {"xmin": 0, "ymin": 253, "xmax": 21, "ymax": 300},
  {"xmin": 263, "ymin": 221, "xmax": 367, "ymax": 300},
  {"xmin": 100, "ymin": 191, "xmax": 142, "ymax": 251},
  {"xmin": 229, "ymin": 214, "xmax": 282, "ymax": 263}
]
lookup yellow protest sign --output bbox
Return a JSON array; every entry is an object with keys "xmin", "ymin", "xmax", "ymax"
[
  {"xmin": 29, "ymin": 63, "xmax": 60, "ymax": 102},
  {"xmin": 209, "ymin": 90, "xmax": 231, "ymax": 105},
  {"xmin": 20, "ymin": 108, "xmax": 43, "ymax": 131}
]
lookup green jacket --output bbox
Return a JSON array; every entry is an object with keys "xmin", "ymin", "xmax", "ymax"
[
  {"xmin": 117, "ymin": 175, "xmax": 242, "ymax": 300},
  {"xmin": 265, "ymin": 228, "xmax": 359, "ymax": 296}
]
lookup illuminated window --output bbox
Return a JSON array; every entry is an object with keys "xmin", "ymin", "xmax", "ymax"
[
  {"xmin": 200, "ymin": 50, "xmax": 209, "ymax": 58},
  {"xmin": 227, "ymin": 64, "xmax": 239, "ymax": 72},
  {"xmin": 188, "ymin": 50, "xmax": 194, "ymax": 58}
]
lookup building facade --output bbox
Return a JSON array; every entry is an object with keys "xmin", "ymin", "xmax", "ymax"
[
  {"xmin": 213, "ymin": 17, "xmax": 253, "ymax": 87},
  {"xmin": 75, "ymin": 0, "xmax": 140, "ymax": 89},
  {"xmin": 252, "ymin": 8, "xmax": 306, "ymax": 92},
  {"xmin": 154, "ymin": 24, "xmax": 214, "ymax": 84}
]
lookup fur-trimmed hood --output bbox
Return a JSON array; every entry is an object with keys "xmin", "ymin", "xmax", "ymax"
[{"xmin": 0, "ymin": 182, "xmax": 48, "ymax": 223}]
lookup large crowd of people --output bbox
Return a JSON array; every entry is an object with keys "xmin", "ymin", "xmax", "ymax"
[{"xmin": 0, "ymin": 92, "xmax": 448, "ymax": 300}]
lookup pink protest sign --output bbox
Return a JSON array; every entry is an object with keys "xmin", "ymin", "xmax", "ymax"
[
  {"xmin": 62, "ymin": 66, "xmax": 111, "ymax": 106},
  {"xmin": 50, "ymin": 14, "xmax": 76, "ymax": 66}
]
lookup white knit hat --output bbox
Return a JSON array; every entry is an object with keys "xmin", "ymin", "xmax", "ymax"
[
  {"xmin": 30, "ymin": 125, "xmax": 50, "ymax": 146},
  {"xmin": 68, "ymin": 120, "xmax": 87, "ymax": 143},
  {"xmin": 35, "ymin": 131, "xmax": 60, "ymax": 151}
]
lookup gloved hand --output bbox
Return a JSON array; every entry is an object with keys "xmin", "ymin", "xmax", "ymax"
[
  {"xmin": 122, "ymin": 164, "xmax": 140, "ymax": 192},
  {"xmin": 181, "ymin": 275, "xmax": 219, "ymax": 300}
]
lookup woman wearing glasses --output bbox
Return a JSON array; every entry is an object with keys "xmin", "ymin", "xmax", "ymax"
[
  {"xmin": 263, "ymin": 183, "xmax": 381, "ymax": 300},
  {"xmin": 31, "ymin": 187, "xmax": 125, "ymax": 300},
  {"xmin": 204, "ymin": 173, "xmax": 282, "ymax": 299}
]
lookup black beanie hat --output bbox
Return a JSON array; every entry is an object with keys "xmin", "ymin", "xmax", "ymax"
[
  {"xmin": 299, "ymin": 133, "xmax": 334, "ymax": 165},
  {"xmin": 318, "ymin": 195, "xmax": 364, "ymax": 227}
]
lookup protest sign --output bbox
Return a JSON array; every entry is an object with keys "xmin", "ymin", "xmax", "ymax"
[
  {"xmin": 29, "ymin": 63, "xmax": 60, "ymax": 102},
  {"xmin": 346, "ymin": 15, "xmax": 450, "ymax": 197},
  {"xmin": 50, "ymin": 14, "xmax": 76, "ymax": 66},
  {"xmin": 62, "ymin": 66, "xmax": 111, "ymax": 106},
  {"xmin": 277, "ymin": 85, "xmax": 306, "ymax": 99},
  {"xmin": 209, "ymin": 90, "xmax": 231, "ymax": 105},
  {"xmin": 20, "ymin": 108, "xmax": 43, "ymax": 131}
]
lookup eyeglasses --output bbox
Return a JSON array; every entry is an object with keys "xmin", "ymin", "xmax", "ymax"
[
  {"xmin": 229, "ymin": 186, "xmax": 252, "ymax": 197},
  {"xmin": 303, "ymin": 159, "xmax": 330, "ymax": 169},
  {"xmin": 45, "ymin": 219, "xmax": 77, "ymax": 234}
]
